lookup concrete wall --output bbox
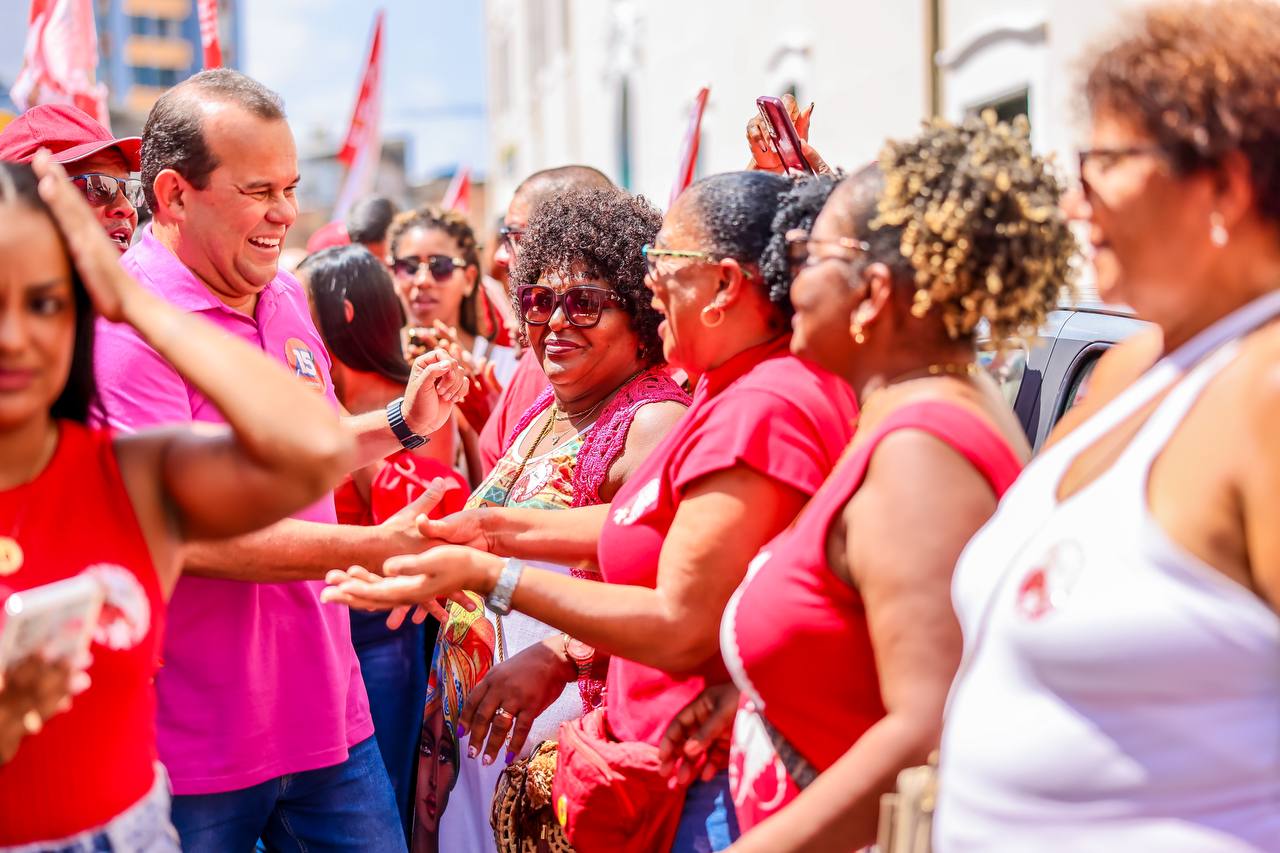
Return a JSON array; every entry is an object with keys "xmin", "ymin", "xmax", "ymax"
[{"xmin": 484, "ymin": 0, "xmax": 1151, "ymax": 217}]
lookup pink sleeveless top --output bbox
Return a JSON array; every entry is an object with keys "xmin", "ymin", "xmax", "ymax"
[{"xmin": 722, "ymin": 401, "xmax": 1023, "ymax": 831}]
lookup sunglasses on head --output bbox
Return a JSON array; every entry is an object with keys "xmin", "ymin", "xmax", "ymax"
[
  {"xmin": 391, "ymin": 254, "xmax": 469, "ymax": 280},
  {"xmin": 69, "ymin": 173, "xmax": 145, "ymax": 210},
  {"xmin": 518, "ymin": 283, "xmax": 624, "ymax": 329}
]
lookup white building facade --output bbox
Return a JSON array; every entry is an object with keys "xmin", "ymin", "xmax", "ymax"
[{"xmin": 483, "ymin": 0, "xmax": 1152, "ymax": 213}]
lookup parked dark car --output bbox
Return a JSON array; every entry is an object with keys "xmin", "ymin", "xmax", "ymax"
[{"xmin": 981, "ymin": 301, "xmax": 1149, "ymax": 450}]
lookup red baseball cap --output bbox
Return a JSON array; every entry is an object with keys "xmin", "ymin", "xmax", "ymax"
[{"xmin": 0, "ymin": 104, "xmax": 141, "ymax": 171}]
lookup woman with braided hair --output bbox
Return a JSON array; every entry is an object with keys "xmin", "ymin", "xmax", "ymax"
[{"xmin": 658, "ymin": 112, "xmax": 1073, "ymax": 852}]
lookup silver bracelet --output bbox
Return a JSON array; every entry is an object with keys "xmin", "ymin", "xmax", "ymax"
[{"xmin": 485, "ymin": 557, "xmax": 524, "ymax": 616}]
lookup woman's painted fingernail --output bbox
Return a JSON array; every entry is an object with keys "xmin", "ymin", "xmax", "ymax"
[
  {"xmin": 505, "ymin": 751, "xmax": 516, "ymax": 766},
  {"xmin": 482, "ymin": 753, "xmax": 494, "ymax": 766},
  {"xmin": 468, "ymin": 745, "xmax": 478, "ymax": 759}
]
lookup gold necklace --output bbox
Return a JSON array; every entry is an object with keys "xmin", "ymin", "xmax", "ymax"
[
  {"xmin": 551, "ymin": 368, "xmax": 647, "ymax": 423},
  {"xmin": 862, "ymin": 361, "xmax": 981, "ymax": 412},
  {"xmin": 501, "ymin": 409, "xmax": 557, "ymax": 508},
  {"xmin": 0, "ymin": 424, "xmax": 60, "ymax": 576}
]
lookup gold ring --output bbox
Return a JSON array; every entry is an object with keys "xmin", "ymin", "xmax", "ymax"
[{"xmin": 494, "ymin": 707, "xmax": 514, "ymax": 721}]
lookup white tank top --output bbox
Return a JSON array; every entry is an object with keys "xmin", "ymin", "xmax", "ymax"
[{"xmin": 936, "ymin": 292, "xmax": 1280, "ymax": 852}]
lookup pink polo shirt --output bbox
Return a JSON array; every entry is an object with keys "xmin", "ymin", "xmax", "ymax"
[{"xmin": 91, "ymin": 228, "xmax": 373, "ymax": 795}]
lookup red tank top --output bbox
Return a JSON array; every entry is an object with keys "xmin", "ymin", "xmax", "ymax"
[
  {"xmin": 723, "ymin": 401, "xmax": 1023, "ymax": 830},
  {"xmin": 0, "ymin": 422, "xmax": 163, "ymax": 844}
]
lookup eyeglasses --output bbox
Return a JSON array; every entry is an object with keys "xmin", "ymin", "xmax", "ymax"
[
  {"xmin": 783, "ymin": 228, "xmax": 871, "ymax": 277},
  {"xmin": 1077, "ymin": 146, "xmax": 1167, "ymax": 198},
  {"xmin": 391, "ymin": 254, "xmax": 469, "ymax": 280},
  {"xmin": 498, "ymin": 225, "xmax": 524, "ymax": 254},
  {"xmin": 641, "ymin": 244, "xmax": 755, "ymax": 279},
  {"xmin": 518, "ymin": 283, "xmax": 624, "ymax": 329},
  {"xmin": 69, "ymin": 173, "xmax": 145, "ymax": 210}
]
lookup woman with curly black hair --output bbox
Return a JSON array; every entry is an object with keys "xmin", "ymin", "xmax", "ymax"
[{"xmin": 392, "ymin": 185, "xmax": 689, "ymax": 853}]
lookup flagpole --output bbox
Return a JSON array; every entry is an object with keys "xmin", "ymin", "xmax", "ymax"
[{"xmin": 332, "ymin": 10, "xmax": 385, "ymax": 222}]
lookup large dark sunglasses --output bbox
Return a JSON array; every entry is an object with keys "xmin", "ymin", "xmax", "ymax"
[
  {"xmin": 391, "ymin": 254, "xmax": 469, "ymax": 280},
  {"xmin": 518, "ymin": 284, "xmax": 624, "ymax": 329},
  {"xmin": 69, "ymin": 173, "xmax": 145, "ymax": 209}
]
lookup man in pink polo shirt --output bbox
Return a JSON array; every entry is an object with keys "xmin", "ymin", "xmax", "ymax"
[{"xmin": 92, "ymin": 69, "xmax": 462, "ymax": 851}]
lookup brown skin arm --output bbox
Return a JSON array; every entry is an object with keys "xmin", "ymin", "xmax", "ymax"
[
  {"xmin": 34, "ymin": 152, "xmax": 353, "ymax": 598},
  {"xmin": 1237, "ymin": 358, "xmax": 1280, "ymax": 611},
  {"xmin": 331, "ymin": 466, "xmax": 808, "ymax": 673},
  {"xmin": 420, "ymin": 399, "xmax": 688, "ymax": 565},
  {"xmin": 729, "ymin": 430, "xmax": 996, "ymax": 853}
]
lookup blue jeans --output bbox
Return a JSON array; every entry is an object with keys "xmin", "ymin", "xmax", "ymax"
[
  {"xmin": 355, "ymin": 622, "xmax": 429, "ymax": 841},
  {"xmin": 671, "ymin": 771, "xmax": 740, "ymax": 853},
  {"xmin": 170, "ymin": 736, "xmax": 405, "ymax": 853}
]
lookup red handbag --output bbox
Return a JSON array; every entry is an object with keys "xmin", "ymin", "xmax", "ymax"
[{"xmin": 551, "ymin": 708, "xmax": 691, "ymax": 853}]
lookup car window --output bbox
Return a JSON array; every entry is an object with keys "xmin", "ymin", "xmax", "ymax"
[
  {"xmin": 1059, "ymin": 355, "xmax": 1101, "ymax": 420},
  {"xmin": 977, "ymin": 339, "xmax": 1029, "ymax": 409}
]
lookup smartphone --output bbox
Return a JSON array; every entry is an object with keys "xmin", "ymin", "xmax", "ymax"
[
  {"xmin": 0, "ymin": 575, "xmax": 104, "ymax": 669},
  {"xmin": 756, "ymin": 96, "xmax": 815, "ymax": 176}
]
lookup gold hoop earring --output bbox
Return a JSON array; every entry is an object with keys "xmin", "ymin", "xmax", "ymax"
[{"xmin": 701, "ymin": 305, "xmax": 725, "ymax": 328}]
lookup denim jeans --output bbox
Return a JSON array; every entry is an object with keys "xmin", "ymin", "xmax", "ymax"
[
  {"xmin": 170, "ymin": 736, "xmax": 406, "ymax": 853},
  {"xmin": 672, "ymin": 770, "xmax": 741, "ymax": 853},
  {"xmin": 355, "ymin": 621, "xmax": 429, "ymax": 841}
]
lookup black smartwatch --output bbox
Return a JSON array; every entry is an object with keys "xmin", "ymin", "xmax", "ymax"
[{"xmin": 386, "ymin": 396, "xmax": 428, "ymax": 450}]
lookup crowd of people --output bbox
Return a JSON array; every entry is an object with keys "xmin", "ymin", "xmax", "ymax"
[{"xmin": 1, "ymin": 1, "xmax": 1278, "ymax": 851}]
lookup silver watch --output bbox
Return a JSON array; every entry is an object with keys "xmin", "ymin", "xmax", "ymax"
[{"xmin": 486, "ymin": 557, "xmax": 524, "ymax": 616}]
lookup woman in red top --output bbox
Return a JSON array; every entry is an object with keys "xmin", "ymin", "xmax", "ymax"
[
  {"xmin": 326, "ymin": 171, "xmax": 859, "ymax": 851},
  {"xmin": 0, "ymin": 158, "xmax": 457, "ymax": 848},
  {"xmin": 660, "ymin": 116, "xmax": 1077, "ymax": 851}
]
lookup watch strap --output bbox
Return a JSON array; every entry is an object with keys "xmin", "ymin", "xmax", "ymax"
[
  {"xmin": 486, "ymin": 557, "xmax": 524, "ymax": 616},
  {"xmin": 386, "ymin": 396, "xmax": 427, "ymax": 450}
]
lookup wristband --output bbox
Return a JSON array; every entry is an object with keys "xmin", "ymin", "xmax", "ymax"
[{"xmin": 386, "ymin": 396, "xmax": 428, "ymax": 450}]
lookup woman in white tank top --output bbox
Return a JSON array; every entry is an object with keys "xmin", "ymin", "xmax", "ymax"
[{"xmin": 936, "ymin": 3, "xmax": 1280, "ymax": 850}]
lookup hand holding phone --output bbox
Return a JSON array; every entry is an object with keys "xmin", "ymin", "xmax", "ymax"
[
  {"xmin": 754, "ymin": 95, "xmax": 816, "ymax": 176},
  {"xmin": 0, "ymin": 575, "xmax": 104, "ymax": 670}
]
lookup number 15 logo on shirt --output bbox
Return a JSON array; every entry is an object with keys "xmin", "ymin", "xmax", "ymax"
[{"xmin": 284, "ymin": 337, "xmax": 326, "ymax": 392}]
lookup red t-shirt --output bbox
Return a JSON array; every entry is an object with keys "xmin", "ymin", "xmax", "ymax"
[
  {"xmin": 477, "ymin": 349, "xmax": 550, "ymax": 475},
  {"xmin": 724, "ymin": 402, "xmax": 1024, "ymax": 830},
  {"xmin": 0, "ymin": 423, "xmax": 164, "ymax": 844},
  {"xmin": 596, "ymin": 337, "xmax": 858, "ymax": 746}
]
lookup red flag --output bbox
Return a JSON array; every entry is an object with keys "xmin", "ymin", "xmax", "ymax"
[
  {"xmin": 10, "ymin": 0, "xmax": 110, "ymax": 128},
  {"xmin": 337, "ymin": 11, "xmax": 384, "ymax": 169},
  {"xmin": 442, "ymin": 165, "xmax": 471, "ymax": 214},
  {"xmin": 197, "ymin": 0, "xmax": 223, "ymax": 70},
  {"xmin": 669, "ymin": 85, "xmax": 710, "ymax": 208},
  {"xmin": 332, "ymin": 10, "xmax": 384, "ymax": 220}
]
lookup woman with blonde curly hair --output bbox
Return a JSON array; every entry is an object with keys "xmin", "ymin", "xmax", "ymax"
[
  {"xmin": 935, "ymin": 2, "xmax": 1280, "ymax": 850},
  {"xmin": 658, "ymin": 113, "xmax": 1074, "ymax": 852}
]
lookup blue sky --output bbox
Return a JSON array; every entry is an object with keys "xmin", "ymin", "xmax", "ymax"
[
  {"xmin": 243, "ymin": 0, "xmax": 489, "ymax": 181},
  {"xmin": 0, "ymin": 1, "xmax": 488, "ymax": 180}
]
